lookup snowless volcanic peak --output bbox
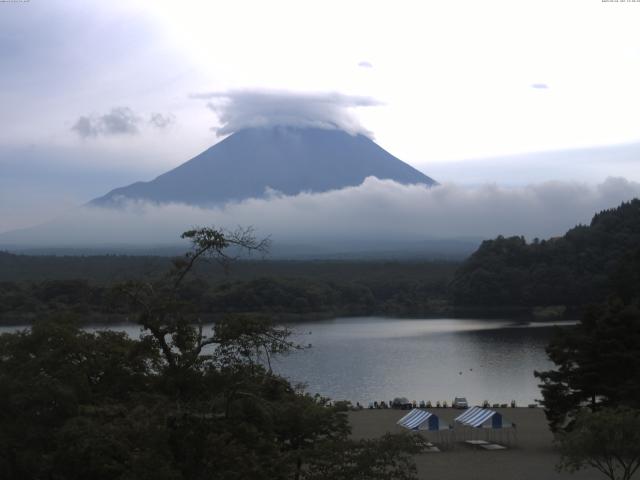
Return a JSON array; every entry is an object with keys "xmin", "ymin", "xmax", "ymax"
[{"xmin": 91, "ymin": 126, "xmax": 437, "ymax": 207}]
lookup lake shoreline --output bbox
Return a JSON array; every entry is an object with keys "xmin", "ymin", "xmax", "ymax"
[{"xmin": 0, "ymin": 307, "xmax": 582, "ymax": 327}]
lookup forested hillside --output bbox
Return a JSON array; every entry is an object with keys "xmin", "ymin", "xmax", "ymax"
[
  {"xmin": 451, "ymin": 199, "xmax": 640, "ymax": 311},
  {"xmin": 0, "ymin": 257, "xmax": 456, "ymax": 324},
  {"xmin": 0, "ymin": 253, "xmax": 456, "ymax": 283},
  {"xmin": 4, "ymin": 199, "xmax": 639, "ymax": 324}
]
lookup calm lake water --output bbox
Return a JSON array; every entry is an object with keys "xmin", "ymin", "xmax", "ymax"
[
  {"xmin": 275, "ymin": 317, "xmax": 570, "ymax": 406},
  {"xmin": 0, "ymin": 317, "xmax": 572, "ymax": 405}
]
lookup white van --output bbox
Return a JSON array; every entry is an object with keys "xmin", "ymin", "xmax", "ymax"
[{"xmin": 453, "ymin": 397, "xmax": 468, "ymax": 409}]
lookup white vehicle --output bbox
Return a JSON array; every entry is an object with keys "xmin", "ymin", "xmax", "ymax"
[
  {"xmin": 392, "ymin": 397, "xmax": 413, "ymax": 410},
  {"xmin": 453, "ymin": 397, "xmax": 469, "ymax": 409}
]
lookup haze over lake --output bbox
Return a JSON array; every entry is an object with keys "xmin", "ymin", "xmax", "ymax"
[{"xmin": 1, "ymin": 317, "xmax": 567, "ymax": 406}]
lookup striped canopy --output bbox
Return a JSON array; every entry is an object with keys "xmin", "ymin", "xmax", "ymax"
[
  {"xmin": 397, "ymin": 409, "xmax": 440, "ymax": 431},
  {"xmin": 454, "ymin": 406, "xmax": 506, "ymax": 428}
]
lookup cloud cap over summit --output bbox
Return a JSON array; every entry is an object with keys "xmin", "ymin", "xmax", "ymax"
[{"xmin": 191, "ymin": 90, "xmax": 380, "ymax": 137}]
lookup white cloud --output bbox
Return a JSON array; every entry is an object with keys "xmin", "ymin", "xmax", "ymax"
[
  {"xmin": 149, "ymin": 112, "xmax": 176, "ymax": 129},
  {"xmin": 531, "ymin": 83, "xmax": 549, "ymax": 89},
  {"xmin": 190, "ymin": 90, "xmax": 380, "ymax": 137},
  {"xmin": 72, "ymin": 107, "xmax": 141, "ymax": 138},
  {"xmin": 72, "ymin": 108, "xmax": 177, "ymax": 138},
  {"xmin": 3, "ymin": 177, "xmax": 639, "ymax": 248}
]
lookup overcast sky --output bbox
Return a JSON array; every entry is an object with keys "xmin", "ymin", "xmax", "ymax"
[{"xmin": 2, "ymin": 0, "xmax": 640, "ymax": 234}]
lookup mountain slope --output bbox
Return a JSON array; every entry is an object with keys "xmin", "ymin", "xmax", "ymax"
[{"xmin": 91, "ymin": 127, "xmax": 436, "ymax": 206}]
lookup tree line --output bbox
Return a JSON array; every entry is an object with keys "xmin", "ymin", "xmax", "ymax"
[
  {"xmin": 529, "ymin": 201, "xmax": 640, "ymax": 480},
  {"xmin": 451, "ymin": 199, "xmax": 640, "ymax": 314},
  {"xmin": 0, "ymin": 267, "xmax": 454, "ymax": 325}
]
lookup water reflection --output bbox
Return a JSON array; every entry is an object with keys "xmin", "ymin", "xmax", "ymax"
[
  {"xmin": 0, "ymin": 317, "xmax": 572, "ymax": 405},
  {"xmin": 274, "ymin": 318, "xmax": 569, "ymax": 405}
]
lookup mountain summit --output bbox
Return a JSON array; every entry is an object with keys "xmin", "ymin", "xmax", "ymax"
[{"xmin": 91, "ymin": 126, "xmax": 436, "ymax": 207}]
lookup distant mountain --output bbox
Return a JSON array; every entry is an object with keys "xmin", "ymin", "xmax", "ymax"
[{"xmin": 91, "ymin": 127, "xmax": 436, "ymax": 206}]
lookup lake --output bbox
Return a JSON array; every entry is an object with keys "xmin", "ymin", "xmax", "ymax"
[
  {"xmin": 275, "ymin": 317, "xmax": 569, "ymax": 406},
  {"xmin": 0, "ymin": 317, "xmax": 572, "ymax": 406}
]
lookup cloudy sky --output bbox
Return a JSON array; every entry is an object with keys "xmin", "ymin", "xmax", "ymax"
[{"xmin": 1, "ymin": 0, "xmax": 640, "ymax": 237}]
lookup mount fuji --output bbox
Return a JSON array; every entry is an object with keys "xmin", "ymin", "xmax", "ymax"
[{"xmin": 91, "ymin": 126, "xmax": 436, "ymax": 206}]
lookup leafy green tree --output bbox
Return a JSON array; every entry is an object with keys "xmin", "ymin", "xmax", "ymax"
[
  {"xmin": 118, "ymin": 227, "xmax": 271, "ymax": 373},
  {"xmin": 302, "ymin": 433, "xmax": 423, "ymax": 480},
  {"xmin": 535, "ymin": 301, "xmax": 640, "ymax": 432},
  {"xmin": 557, "ymin": 407, "xmax": 640, "ymax": 480},
  {"xmin": 0, "ymin": 227, "xmax": 422, "ymax": 480},
  {"xmin": 0, "ymin": 316, "xmax": 157, "ymax": 479},
  {"xmin": 451, "ymin": 199, "xmax": 640, "ymax": 311}
]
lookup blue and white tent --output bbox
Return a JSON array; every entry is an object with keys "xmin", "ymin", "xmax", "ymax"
[
  {"xmin": 397, "ymin": 408, "xmax": 453, "ymax": 447},
  {"xmin": 454, "ymin": 406, "xmax": 516, "ymax": 445},
  {"xmin": 397, "ymin": 409, "xmax": 442, "ymax": 431},
  {"xmin": 454, "ymin": 406, "xmax": 512, "ymax": 429}
]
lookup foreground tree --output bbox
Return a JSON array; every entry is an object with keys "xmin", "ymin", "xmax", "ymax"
[
  {"xmin": 303, "ymin": 434, "xmax": 423, "ymax": 480},
  {"xmin": 0, "ymin": 316, "xmax": 163, "ymax": 479},
  {"xmin": 535, "ymin": 300, "xmax": 640, "ymax": 432},
  {"xmin": 0, "ymin": 227, "xmax": 422, "ymax": 480},
  {"xmin": 557, "ymin": 407, "xmax": 640, "ymax": 480},
  {"xmin": 119, "ymin": 227, "xmax": 272, "ymax": 372},
  {"xmin": 534, "ymin": 242, "xmax": 640, "ymax": 478}
]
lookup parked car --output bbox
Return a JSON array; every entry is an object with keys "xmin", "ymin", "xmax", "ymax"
[
  {"xmin": 392, "ymin": 397, "xmax": 413, "ymax": 410},
  {"xmin": 453, "ymin": 397, "xmax": 469, "ymax": 409}
]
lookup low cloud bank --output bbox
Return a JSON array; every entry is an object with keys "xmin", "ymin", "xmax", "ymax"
[
  {"xmin": 190, "ymin": 90, "xmax": 380, "ymax": 137},
  {"xmin": 3, "ymin": 177, "xmax": 639, "ymax": 250}
]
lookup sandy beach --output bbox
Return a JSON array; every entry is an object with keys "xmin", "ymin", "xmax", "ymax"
[{"xmin": 348, "ymin": 408, "xmax": 602, "ymax": 480}]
